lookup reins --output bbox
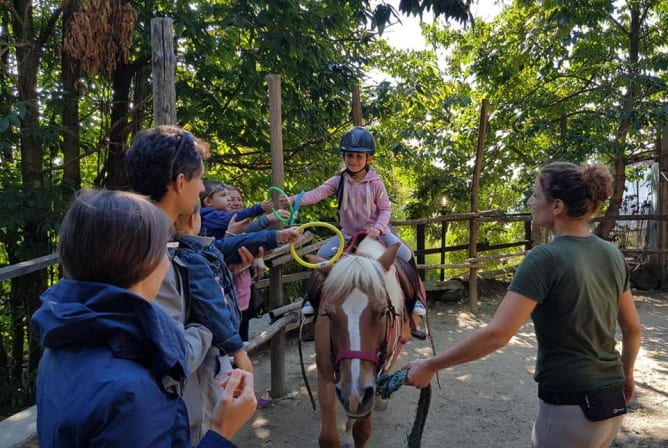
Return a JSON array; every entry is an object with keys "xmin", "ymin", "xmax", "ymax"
[{"xmin": 298, "ymin": 311, "xmax": 317, "ymax": 411}]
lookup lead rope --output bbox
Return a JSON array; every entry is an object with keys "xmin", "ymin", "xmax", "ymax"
[
  {"xmin": 298, "ymin": 313, "xmax": 317, "ymax": 411},
  {"xmin": 376, "ymin": 368, "xmax": 431, "ymax": 448},
  {"xmin": 422, "ymin": 306, "xmax": 442, "ymax": 390}
]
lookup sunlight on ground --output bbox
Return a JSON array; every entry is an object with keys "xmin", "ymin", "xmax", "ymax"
[
  {"xmin": 507, "ymin": 329, "xmax": 537, "ymax": 348},
  {"xmin": 455, "ymin": 311, "xmax": 485, "ymax": 329},
  {"xmin": 455, "ymin": 373, "xmax": 473, "ymax": 382},
  {"xmin": 251, "ymin": 415, "xmax": 272, "ymax": 440}
]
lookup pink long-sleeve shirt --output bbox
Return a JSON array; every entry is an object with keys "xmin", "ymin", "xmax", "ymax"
[{"xmin": 299, "ymin": 169, "xmax": 392, "ymax": 239}]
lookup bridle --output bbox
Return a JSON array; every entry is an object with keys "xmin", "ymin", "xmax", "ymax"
[
  {"xmin": 325, "ymin": 278, "xmax": 407, "ymax": 384},
  {"xmin": 323, "ymin": 231, "xmax": 409, "ymax": 384}
]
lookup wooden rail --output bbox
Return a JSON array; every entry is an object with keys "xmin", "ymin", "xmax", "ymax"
[{"xmin": 0, "ymin": 254, "xmax": 59, "ymax": 282}]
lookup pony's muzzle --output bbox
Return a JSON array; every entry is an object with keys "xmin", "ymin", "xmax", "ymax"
[{"xmin": 336, "ymin": 383, "xmax": 376, "ymax": 417}]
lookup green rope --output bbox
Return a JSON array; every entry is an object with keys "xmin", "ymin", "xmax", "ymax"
[{"xmin": 377, "ymin": 368, "xmax": 431, "ymax": 448}]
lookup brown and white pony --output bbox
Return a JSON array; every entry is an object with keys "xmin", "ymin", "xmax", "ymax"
[{"xmin": 311, "ymin": 238, "xmax": 411, "ymax": 448}]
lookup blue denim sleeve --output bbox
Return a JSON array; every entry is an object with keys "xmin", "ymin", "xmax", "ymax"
[
  {"xmin": 178, "ymin": 249, "xmax": 244, "ymax": 355},
  {"xmin": 200, "ymin": 208, "xmax": 232, "ymax": 239},
  {"xmin": 215, "ymin": 230, "xmax": 278, "ymax": 264},
  {"xmin": 236, "ymin": 203, "xmax": 264, "ymax": 220},
  {"xmin": 245, "ymin": 215, "xmax": 270, "ymax": 233},
  {"xmin": 201, "ymin": 205, "xmax": 265, "ymax": 239}
]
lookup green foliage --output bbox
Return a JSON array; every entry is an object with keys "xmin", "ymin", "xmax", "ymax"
[
  {"xmin": 397, "ymin": 0, "xmax": 473, "ymax": 24},
  {"xmin": 366, "ymin": 0, "xmax": 668, "ymax": 225}
]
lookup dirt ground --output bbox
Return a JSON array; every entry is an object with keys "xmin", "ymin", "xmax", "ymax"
[{"xmin": 235, "ymin": 285, "xmax": 668, "ymax": 447}]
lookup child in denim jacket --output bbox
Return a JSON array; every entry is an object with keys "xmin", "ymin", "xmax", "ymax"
[
  {"xmin": 174, "ymin": 200, "xmax": 301, "ymax": 357},
  {"xmin": 221, "ymin": 184, "xmax": 288, "ymax": 342},
  {"xmin": 173, "ymin": 202, "xmax": 251, "ymax": 371}
]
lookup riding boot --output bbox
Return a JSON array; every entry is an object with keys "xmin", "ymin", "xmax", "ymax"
[
  {"xmin": 403, "ymin": 257, "xmax": 419, "ymax": 314},
  {"xmin": 300, "ymin": 271, "xmax": 324, "ymax": 342},
  {"xmin": 407, "ymin": 257, "xmax": 427, "ymax": 340},
  {"xmin": 410, "ymin": 316, "xmax": 427, "ymax": 340}
]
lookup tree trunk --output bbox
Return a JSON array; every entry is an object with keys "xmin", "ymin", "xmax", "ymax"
[
  {"xmin": 62, "ymin": 0, "xmax": 82, "ymax": 190},
  {"xmin": 103, "ymin": 63, "xmax": 133, "ymax": 190},
  {"xmin": 10, "ymin": 0, "xmax": 57, "ymax": 403},
  {"xmin": 597, "ymin": 7, "xmax": 641, "ymax": 239},
  {"xmin": 15, "ymin": 1, "xmax": 42, "ymax": 185}
]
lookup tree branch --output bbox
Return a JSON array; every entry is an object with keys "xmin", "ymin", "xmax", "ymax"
[{"xmin": 36, "ymin": 5, "xmax": 63, "ymax": 49}]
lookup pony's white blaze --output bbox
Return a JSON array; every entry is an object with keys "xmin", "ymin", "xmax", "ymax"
[{"xmin": 342, "ymin": 289, "xmax": 369, "ymax": 388}]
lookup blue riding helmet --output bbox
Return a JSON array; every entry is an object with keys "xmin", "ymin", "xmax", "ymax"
[{"xmin": 339, "ymin": 127, "xmax": 376, "ymax": 154}]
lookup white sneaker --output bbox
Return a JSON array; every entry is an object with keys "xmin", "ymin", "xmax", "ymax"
[
  {"xmin": 302, "ymin": 300, "xmax": 315, "ymax": 316},
  {"xmin": 413, "ymin": 301, "xmax": 426, "ymax": 317}
]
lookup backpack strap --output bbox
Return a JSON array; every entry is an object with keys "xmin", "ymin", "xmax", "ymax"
[
  {"xmin": 169, "ymin": 247, "xmax": 192, "ymax": 321},
  {"xmin": 336, "ymin": 171, "xmax": 345, "ymax": 213}
]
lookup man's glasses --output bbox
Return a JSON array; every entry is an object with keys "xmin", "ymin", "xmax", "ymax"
[{"xmin": 167, "ymin": 131, "xmax": 194, "ymax": 182}]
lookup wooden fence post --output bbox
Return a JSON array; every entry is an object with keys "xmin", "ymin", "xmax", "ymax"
[
  {"xmin": 151, "ymin": 18, "xmax": 176, "ymax": 126},
  {"xmin": 267, "ymin": 74, "xmax": 286, "ymax": 398},
  {"xmin": 440, "ymin": 217, "xmax": 449, "ymax": 281},
  {"xmin": 468, "ymin": 99, "xmax": 489, "ymax": 312},
  {"xmin": 416, "ymin": 224, "xmax": 426, "ymax": 280},
  {"xmin": 524, "ymin": 220, "xmax": 533, "ymax": 250},
  {"xmin": 352, "ymin": 85, "xmax": 362, "ymax": 126}
]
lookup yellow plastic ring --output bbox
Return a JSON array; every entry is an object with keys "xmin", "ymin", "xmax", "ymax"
[{"xmin": 290, "ymin": 222, "xmax": 345, "ymax": 269}]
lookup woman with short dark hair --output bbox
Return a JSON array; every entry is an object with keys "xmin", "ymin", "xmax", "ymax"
[{"xmin": 32, "ymin": 189, "xmax": 255, "ymax": 447}]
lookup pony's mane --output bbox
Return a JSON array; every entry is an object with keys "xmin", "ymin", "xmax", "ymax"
[{"xmin": 321, "ymin": 238, "xmax": 398, "ymax": 308}]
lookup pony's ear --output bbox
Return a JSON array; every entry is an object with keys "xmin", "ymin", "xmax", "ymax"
[
  {"xmin": 377, "ymin": 243, "xmax": 400, "ymax": 271},
  {"xmin": 305, "ymin": 254, "xmax": 334, "ymax": 275}
]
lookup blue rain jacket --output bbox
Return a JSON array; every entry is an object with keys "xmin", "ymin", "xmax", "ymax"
[{"xmin": 31, "ymin": 279, "xmax": 236, "ymax": 448}]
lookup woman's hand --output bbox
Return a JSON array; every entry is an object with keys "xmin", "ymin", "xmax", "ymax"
[
  {"xmin": 252, "ymin": 258, "xmax": 266, "ymax": 281},
  {"xmin": 211, "ymin": 370, "xmax": 257, "ymax": 440},
  {"xmin": 405, "ymin": 358, "xmax": 436, "ymax": 389}
]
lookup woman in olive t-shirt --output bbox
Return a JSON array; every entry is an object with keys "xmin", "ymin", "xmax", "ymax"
[{"xmin": 406, "ymin": 161, "xmax": 642, "ymax": 448}]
